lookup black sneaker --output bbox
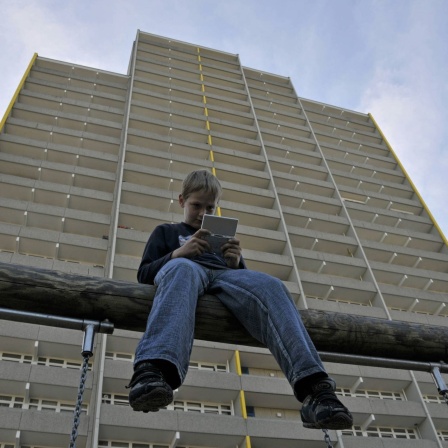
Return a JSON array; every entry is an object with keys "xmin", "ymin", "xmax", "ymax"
[
  {"xmin": 301, "ymin": 378, "xmax": 353, "ymax": 430},
  {"xmin": 127, "ymin": 363, "xmax": 173, "ymax": 413}
]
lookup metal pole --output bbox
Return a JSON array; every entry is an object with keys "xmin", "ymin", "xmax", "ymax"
[
  {"xmin": 0, "ymin": 307, "xmax": 114, "ymax": 334},
  {"xmin": 319, "ymin": 351, "xmax": 448, "ymax": 374}
]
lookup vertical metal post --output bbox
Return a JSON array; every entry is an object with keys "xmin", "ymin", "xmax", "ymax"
[
  {"xmin": 81, "ymin": 323, "xmax": 96, "ymax": 356},
  {"xmin": 431, "ymin": 366, "xmax": 448, "ymax": 406}
]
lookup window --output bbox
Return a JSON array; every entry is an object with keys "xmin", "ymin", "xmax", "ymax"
[
  {"xmin": 0, "ymin": 394, "xmax": 87, "ymax": 413},
  {"xmin": 189, "ymin": 361, "xmax": 228, "ymax": 372},
  {"xmin": 0, "ymin": 352, "xmax": 33, "ymax": 363},
  {"xmin": 341, "ymin": 426, "xmax": 417, "ymax": 439},
  {"xmin": 313, "ymin": 296, "xmax": 371, "ymax": 307},
  {"xmin": 28, "ymin": 398, "xmax": 87, "ymax": 414},
  {"xmin": 246, "ymin": 405, "xmax": 255, "ymax": 417},
  {"xmin": 105, "ymin": 351, "xmax": 134, "ymax": 362},
  {"xmin": 37, "ymin": 356, "xmax": 92, "ymax": 370},
  {"xmin": 170, "ymin": 400, "xmax": 232, "ymax": 415},
  {"xmin": 98, "ymin": 442, "xmax": 168, "ymax": 448},
  {"xmin": 423, "ymin": 394, "xmax": 446, "ymax": 404},
  {"xmin": 21, "ymin": 446, "xmax": 64, "ymax": 448},
  {"xmin": 337, "ymin": 388, "xmax": 404, "ymax": 400},
  {"xmin": 438, "ymin": 430, "xmax": 448, "ymax": 441},
  {"xmin": 102, "ymin": 394, "xmax": 129, "ymax": 406},
  {"xmin": 0, "ymin": 395, "xmax": 24, "ymax": 408},
  {"xmin": 38, "ymin": 357, "xmax": 64, "ymax": 367}
]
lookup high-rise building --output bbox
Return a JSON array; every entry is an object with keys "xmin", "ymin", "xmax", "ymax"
[{"xmin": 1, "ymin": 30, "xmax": 447, "ymax": 448}]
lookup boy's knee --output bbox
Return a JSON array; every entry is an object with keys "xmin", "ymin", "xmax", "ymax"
[
  {"xmin": 156, "ymin": 258, "xmax": 200, "ymax": 283},
  {"xmin": 262, "ymin": 275, "xmax": 292, "ymax": 299},
  {"xmin": 166, "ymin": 258, "xmax": 195, "ymax": 269},
  {"xmin": 259, "ymin": 272, "xmax": 284, "ymax": 289},
  {"xmin": 163, "ymin": 258, "xmax": 200, "ymax": 274},
  {"xmin": 242, "ymin": 271, "xmax": 288, "ymax": 295}
]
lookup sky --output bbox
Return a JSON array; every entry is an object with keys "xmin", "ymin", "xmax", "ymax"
[{"xmin": 0, "ymin": 0, "xmax": 447, "ymax": 240}]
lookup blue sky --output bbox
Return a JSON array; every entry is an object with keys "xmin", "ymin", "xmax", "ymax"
[{"xmin": 1, "ymin": 0, "xmax": 447, "ymax": 239}]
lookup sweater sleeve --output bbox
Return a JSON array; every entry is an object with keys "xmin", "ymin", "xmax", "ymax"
[{"xmin": 137, "ymin": 225, "xmax": 177, "ymax": 285}]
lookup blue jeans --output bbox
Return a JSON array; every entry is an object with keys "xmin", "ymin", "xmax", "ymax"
[{"xmin": 135, "ymin": 258, "xmax": 326, "ymax": 390}]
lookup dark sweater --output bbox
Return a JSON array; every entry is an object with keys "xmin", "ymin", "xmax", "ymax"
[{"xmin": 137, "ymin": 222, "xmax": 246, "ymax": 285}]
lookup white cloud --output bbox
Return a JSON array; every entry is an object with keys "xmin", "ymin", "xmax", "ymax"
[
  {"xmin": 358, "ymin": 1, "xmax": 448, "ymax": 237},
  {"xmin": 0, "ymin": 2, "xmax": 82, "ymax": 117},
  {"xmin": 2, "ymin": 2, "xmax": 79, "ymax": 60}
]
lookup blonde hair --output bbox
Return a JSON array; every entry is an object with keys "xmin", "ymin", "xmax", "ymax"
[{"xmin": 181, "ymin": 170, "xmax": 222, "ymax": 201}]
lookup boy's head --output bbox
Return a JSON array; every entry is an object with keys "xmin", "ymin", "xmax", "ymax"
[
  {"xmin": 179, "ymin": 170, "xmax": 222, "ymax": 228},
  {"xmin": 181, "ymin": 170, "xmax": 222, "ymax": 202}
]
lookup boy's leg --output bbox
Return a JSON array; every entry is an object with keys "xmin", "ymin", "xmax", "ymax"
[
  {"xmin": 211, "ymin": 269, "xmax": 324, "ymax": 384},
  {"xmin": 210, "ymin": 269, "xmax": 352, "ymax": 429},
  {"xmin": 130, "ymin": 258, "xmax": 209, "ymax": 412}
]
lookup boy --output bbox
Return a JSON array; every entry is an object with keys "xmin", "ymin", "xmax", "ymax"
[{"xmin": 128, "ymin": 170, "xmax": 353, "ymax": 430}]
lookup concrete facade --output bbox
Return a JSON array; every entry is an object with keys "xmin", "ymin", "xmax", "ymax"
[{"xmin": 0, "ymin": 30, "xmax": 447, "ymax": 447}]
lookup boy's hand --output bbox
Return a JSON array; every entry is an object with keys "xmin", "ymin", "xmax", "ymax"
[
  {"xmin": 221, "ymin": 238, "xmax": 242, "ymax": 269},
  {"xmin": 172, "ymin": 229, "xmax": 211, "ymax": 259}
]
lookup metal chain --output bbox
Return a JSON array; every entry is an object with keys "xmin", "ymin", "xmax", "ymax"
[
  {"xmin": 322, "ymin": 429, "xmax": 334, "ymax": 448},
  {"xmin": 69, "ymin": 353, "xmax": 91, "ymax": 447}
]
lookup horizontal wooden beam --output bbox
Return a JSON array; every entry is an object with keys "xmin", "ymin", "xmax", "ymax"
[{"xmin": 0, "ymin": 261, "xmax": 447, "ymax": 365}]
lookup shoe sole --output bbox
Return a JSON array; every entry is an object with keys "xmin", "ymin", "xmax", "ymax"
[
  {"xmin": 303, "ymin": 411, "xmax": 353, "ymax": 430},
  {"xmin": 130, "ymin": 385, "xmax": 173, "ymax": 413}
]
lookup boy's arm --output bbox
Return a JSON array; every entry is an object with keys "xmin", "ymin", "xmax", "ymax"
[
  {"xmin": 137, "ymin": 226, "xmax": 175, "ymax": 285},
  {"xmin": 172, "ymin": 228, "xmax": 211, "ymax": 259},
  {"xmin": 137, "ymin": 225, "xmax": 211, "ymax": 284}
]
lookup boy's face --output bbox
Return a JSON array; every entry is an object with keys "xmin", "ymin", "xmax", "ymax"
[{"xmin": 179, "ymin": 190, "xmax": 219, "ymax": 229}]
